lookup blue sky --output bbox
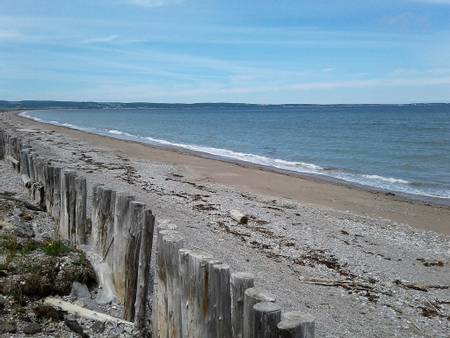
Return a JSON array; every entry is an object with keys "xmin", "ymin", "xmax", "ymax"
[{"xmin": 1, "ymin": 0, "xmax": 449, "ymax": 103}]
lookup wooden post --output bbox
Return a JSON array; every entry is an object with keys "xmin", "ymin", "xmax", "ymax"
[
  {"xmin": 134, "ymin": 209, "xmax": 155, "ymax": 330},
  {"xmin": 43, "ymin": 165, "xmax": 54, "ymax": 213},
  {"xmin": 124, "ymin": 201, "xmax": 145, "ymax": 321},
  {"xmin": 74, "ymin": 176, "xmax": 87, "ymax": 245},
  {"xmin": 112, "ymin": 192, "xmax": 135, "ymax": 301},
  {"xmin": 59, "ymin": 170, "xmax": 76, "ymax": 241},
  {"xmin": 179, "ymin": 249, "xmax": 213, "ymax": 338},
  {"xmin": 163, "ymin": 232, "xmax": 185, "ymax": 338},
  {"xmin": 91, "ymin": 185, "xmax": 116, "ymax": 261},
  {"xmin": 0, "ymin": 129, "xmax": 4, "ymax": 160},
  {"xmin": 207, "ymin": 262, "xmax": 232, "ymax": 338},
  {"xmin": 277, "ymin": 312, "xmax": 315, "ymax": 338},
  {"xmin": 19, "ymin": 148, "xmax": 30, "ymax": 176},
  {"xmin": 243, "ymin": 287, "xmax": 275, "ymax": 338},
  {"xmin": 253, "ymin": 302, "xmax": 281, "ymax": 338},
  {"xmin": 155, "ymin": 228, "xmax": 178, "ymax": 338},
  {"xmin": 231, "ymin": 272, "xmax": 255, "ymax": 338},
  {"xmin": 51, "ymin": 167, "xmax": 62, "ymax": 222},
  {"xmin": 205, "ymin": 258, "xmax": 223, "ymax": 337},
  {"xmin": 27, "ymin": 153, "xmax": 35, "ymax": 182}
]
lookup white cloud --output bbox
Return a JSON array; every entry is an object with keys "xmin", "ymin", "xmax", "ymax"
[
  {"xmin": 414, "ymin": 0, "xmax": 450, "ymax": 4},
  {"xmin": 127, "ymin": 0, "xmax": 183, "ymax": 7},
  {"xmin": 82, "ymin": 35, "xmax": 119, "ymax": 44},
  {"xmin": 0, "ymin": 29, "xmax": 22, "ymax": 41}
]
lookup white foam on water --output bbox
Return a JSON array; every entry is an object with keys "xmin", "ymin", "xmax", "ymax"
[
  {"xmin": 19, "ymin": 111, "xmax": 450, "ymax": 200},
  {"xmin": 362, "ymin": 174, "xmax": 410, "ymax": 185},
  {"xmin": 144, "ymin": 136, "xmax": 323, "ymax": 174}
]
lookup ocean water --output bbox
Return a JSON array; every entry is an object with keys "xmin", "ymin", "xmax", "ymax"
[{"xmin": 22, "ymin": 104, "xmax": 450, "ymax": 200}]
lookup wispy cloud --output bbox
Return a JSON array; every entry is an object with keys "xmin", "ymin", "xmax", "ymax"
[
  {"xmin": 414, "ymin": 0, "xmax": 450, "ymax": 4},
  {"xmin": 82, "ymin": 35, "xmax": 119, "ymax": 44},
  {"xmin": 0, "ymin": 29, "xmax": 22, "ymax": 41},
  {"xmin": 127, "ymin": 0, "xmax": 183, "ymax": 7}
]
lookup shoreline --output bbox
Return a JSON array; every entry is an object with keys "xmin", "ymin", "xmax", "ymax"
[
  {"xmin": 17, "ymin": 110, "xmax": 450, "ymax": 207},
  {"xmin": 11, "ymin": 110, "xmax": 450, "ymax": 234}
]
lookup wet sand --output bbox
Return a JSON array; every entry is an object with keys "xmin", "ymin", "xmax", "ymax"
[{"xmin": 13, "ymin": 112, "xmax": 450, "ymax": 235}]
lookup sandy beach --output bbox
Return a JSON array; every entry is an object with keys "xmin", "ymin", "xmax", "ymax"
[
  {"xmin": 2, "ymin": 110, "xmax": 450, "ymax": 337},
  {"xmin": 13, "ymin": 111, "xmax": 450, "ymax": 235}
]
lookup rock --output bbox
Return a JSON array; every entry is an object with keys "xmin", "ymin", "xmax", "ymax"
[
  {"xmin": 64, "ymin": 318, "xmax": 89, "ymax": 338},
  {"xmin": 91, "ymin": 320, "xmax": 105, "ymax": 333},
  {"xmin": 33, "ymin": 304, "xmax": 64, "ymax": 321},
  {"xmin": 23, "ymin": 322, "xmax": 42, "ymax": 334},
  {"xmin": 0, "ymin": 321, "xmax": 17, "ymax": 333},
  {"xmin": 70, "ymin": 281, "xmax": 90, "ymax": 299}
]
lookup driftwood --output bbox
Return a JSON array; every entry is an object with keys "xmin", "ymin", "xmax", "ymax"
[
  {"xmin": 0, "ymin": 192, "xmax": 45, "ymax": 211},
  {"xmin": 394, "ymin": 279, "xmax": 449, "ymax": 292},
  {"xmin": 44, "ymin": 297, "xmax": 133, "ymax": 325},
  {"xmin": 230, "ymin": 210, "xmax": 249, "ymax": 224}
]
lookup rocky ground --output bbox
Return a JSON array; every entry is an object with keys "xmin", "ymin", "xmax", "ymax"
[
  {"xmin": 0, "ymin": 160, "xmax": 138, "ymax": 337},
  {"xmin": 1, "ymin": 112, "xmax": 450, "ymax": 337}
]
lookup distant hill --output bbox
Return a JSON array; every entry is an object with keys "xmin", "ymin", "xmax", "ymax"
[
  {"xmin": 1, "ymin": 100, "xmax": 448, "ymax": 110},
  {"xmin": 0, "ymin": 100, "xmax": 262, "ymax": 110}
]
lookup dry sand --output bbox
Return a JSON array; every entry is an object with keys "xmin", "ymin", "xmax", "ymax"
[{"xmin": 2, "ymin": 111, "xmax": 450, "ymax": 337}]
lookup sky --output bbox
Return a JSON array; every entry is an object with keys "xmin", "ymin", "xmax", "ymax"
[{"xmin": 0, "ymin": 0, "xmax": 450, "ymax": 104}]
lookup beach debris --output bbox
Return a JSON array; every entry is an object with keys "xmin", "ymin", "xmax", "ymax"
[
  {"xmin": 44, "ymin": 297, "xmax": 133, "ymax": 325},
  {"xmin": 223, "ymin": 224, "xmax": 251, "ymax": 237},
  {"xmin": 229, "ymin": 209, "xmax": 249, "ymax": 224},
  {"xmin": 416, "ymin": 258, "xmax": 445, "ymax": 267},
  {"xmin": 0, "ymin": 191, "xmax": 45, "ymax": 211},
  {"xmin": 394, "ymin": 279, "xmax": 449, "ymax": 292},
  {"xmin": 193, "ymin": 203, "xmax": 218, "ymax": 211}
]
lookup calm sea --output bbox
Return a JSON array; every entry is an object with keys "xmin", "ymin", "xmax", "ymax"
[{"xmin": 22, "ymin": 104, "xmax": 450, "ymax": 201}]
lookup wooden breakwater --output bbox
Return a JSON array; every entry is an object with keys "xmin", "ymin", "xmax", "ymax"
[{"xmin": 0, "ymin": 126, "xmax": 315, "ymax": 338}]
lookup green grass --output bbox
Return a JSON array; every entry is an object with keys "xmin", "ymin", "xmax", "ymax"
[{"xmin": 42, "ymin": 241, "xmax": 71, "ymax": 256}]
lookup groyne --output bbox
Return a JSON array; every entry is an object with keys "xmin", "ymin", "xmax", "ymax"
[{"xmin": 0, "ymin": 126, "xmax": 315, "ymax": 337}]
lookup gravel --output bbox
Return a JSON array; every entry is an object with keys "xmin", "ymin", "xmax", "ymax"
[{"xmin": 1, "ymin": 113, "xmax": 449, "ymax": 337}]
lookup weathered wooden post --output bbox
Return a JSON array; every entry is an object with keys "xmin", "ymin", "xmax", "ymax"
[
  {"xmin": 154, "ymin": 227, "xmax": 179, "ymax": 338},
  {"xmin": 59, "ymin": 170, "xmax": 76, "ymax": 241},
  {"xmin": 163, "ymin": 232, "xmax": 184, "ymax": 338},
  {"xmin": 231, "ymin": 272, "xmax": 255, "ymax": 338},
  {"xmin": 207, "ymin": 262, "xmax": 232, "ymax": 338},
  {"xmin": 134, "ymin": 209, "xmax": 155, "ymax": 330},
  {"xmin": 0, "ymin": 129, "xmax": 4, "ymax": 160},
  {"xmin": 253, "ymin": 302, "xmax": 281, "ymax": 338},
  {"xmin": 51, "ymin": 167, "xmax": 62, "ymax": 222},
  {"xmin": 74, "ymin": 176, "xmax": 87, "ymax": 245},
  {"xmin": 91, "ymin": 185, "xmax": 116, "ymax": 261},
  {"xmin": 43, "ymin": 165, "xmax": 54, "ymax": 212},
  {"xmin": 179, "ymin": 249, "xmax": 214, "ymax": 338},
  {"xmin": 243, "ymin": 287, "xmax": 275, "ymax": 338},
  {"xmin": 277, "ymin": 312, "xmax": 315, "ymax": 338},
  {"xmin": 112, "ymin": 192, "xmax": 135, "ymax": 301},
  {"xmin": 123, "ymin": 201, "xmax": 145, "ymax": 321}
]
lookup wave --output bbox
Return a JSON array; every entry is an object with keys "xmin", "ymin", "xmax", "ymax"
[
  {"xmin": 107, "ymin": 129, "xmax": 136, "ymax": 138},
  {"xmin": 362, "ymin": 174, "xmax": 409, "ymax": 185},
  {"xmin": 19, "ymin": 111, "xmax": 450, "ymax": 200}
]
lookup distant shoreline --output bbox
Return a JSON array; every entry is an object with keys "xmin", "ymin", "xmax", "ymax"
[
  {"xmin": 7, "ymin": 110, "xmax": 449, "ymax": 235},
  {"xmin": 17, "ymin": 109, "xmax": 450, "ymax": 208}
]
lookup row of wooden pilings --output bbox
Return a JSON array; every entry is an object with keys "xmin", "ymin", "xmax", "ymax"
[
  {"xmin": 0, "ymin": 127, "xmax": 315, "ymax": 337},
  {"xmin": 0, "ymin": 128, "xmax": 153, "ymax": 329}
]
